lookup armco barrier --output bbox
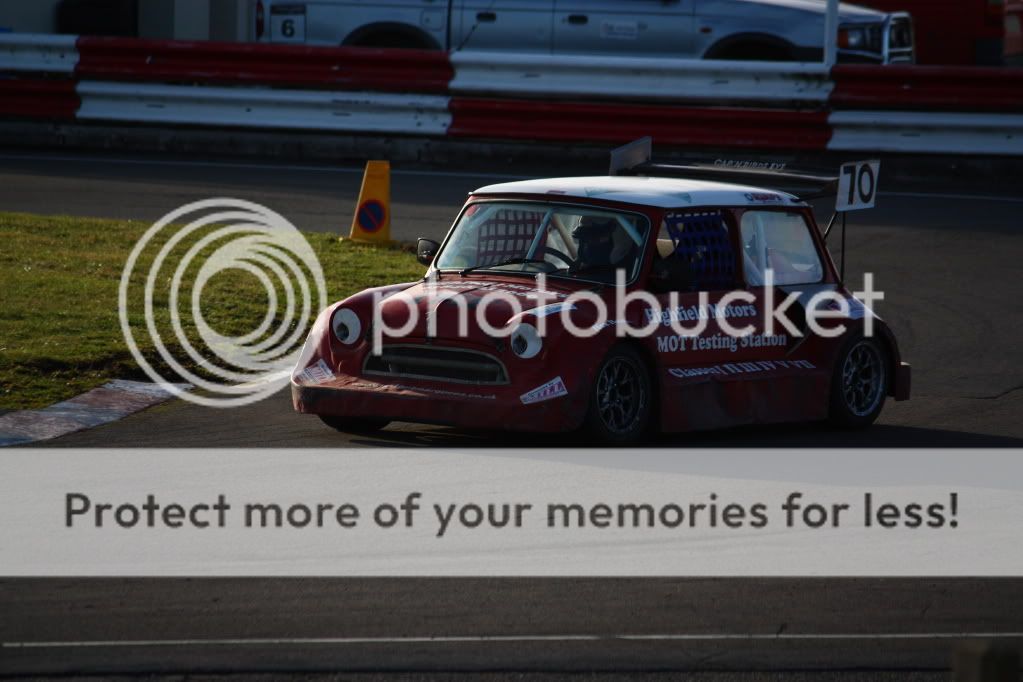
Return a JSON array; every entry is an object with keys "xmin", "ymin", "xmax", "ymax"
[
  {"xmin": 75, "ymin": 37, "xmax": 453, "ymax": 94},
  {"xmin": 76, "ymin": 81, "xmax": 451, "ymax": 134},
  {"xmin": 450, "ymin": 51, "xmax": 832, "ymax": 106},
  {"xmin": 0, "ymin": 33, "xmax": 76, "ymax": 74},
  {"xmin": 829, "ymin": 110, "xmax": 1023, "ymax": 154},
  {"xmin": 0, "ymin": 78, "xmax": 78, "ymax": 119},
  {"xmin": 1, "ymin": 33, "xmax": 1022, "ymax": 156},
  {"xmin": 831, "ymin": 64, "xmax": 1023, "ymax": 113},
  {"xmin": 449, "ymin": 99, "xmax": 831, "ymax": 150}
]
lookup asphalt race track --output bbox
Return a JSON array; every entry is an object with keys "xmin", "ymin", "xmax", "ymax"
[
  {"xmin": 3, "ymin": 578, "xmax": 1023, "ymax": 676},
  {"xmin": 1, "ymin": 152, "xmax": 1022, "ymax": 678},
  {"xmin": 1, "ymin": 151, "xmax": 1018, "ymax": 448}
]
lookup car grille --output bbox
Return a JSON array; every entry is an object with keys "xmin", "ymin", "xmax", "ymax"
[
  {"xmin": 887, "ymin": 16, "xmax": 914, "ymax": 62},
  {"xmin": 364, "ymin": 345, "xmax": 509, "ymax": 385}
]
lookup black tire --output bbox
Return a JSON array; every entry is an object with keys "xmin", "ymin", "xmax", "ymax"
[
  {"xmin": 828, "ymin": 336, "xmax": 888, "ymax": 428},
  {"xmin": 711, "ymin": 42, "xmax": 794, "ymax": 61},
  {"xmin": 345, "ymin": 29, "xmax": 437, "ymax": 50},
  {"xmin": 318, "ymin": 414, "xmax": 390, "ymax": 434},
  {"xmin": 582, "ymin": 345, "xmax": 654, "ymax": 445}
]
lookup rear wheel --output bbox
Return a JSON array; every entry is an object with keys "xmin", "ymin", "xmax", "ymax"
[
  {"xmin": 828, "ymin": 336, "xmax": 888, "ymax": 428},
  {"xmin": 318, "ymin": 414, "xmax": 390, "ymax": 434},
  {"xmin": 582, "ymin": 345, "xmax": 653, "ymax": 444}
]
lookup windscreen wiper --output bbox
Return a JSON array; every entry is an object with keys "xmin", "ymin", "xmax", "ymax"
[{"xmin": 459, "ymin": 257, "xmax": 548, "ymax": 276}]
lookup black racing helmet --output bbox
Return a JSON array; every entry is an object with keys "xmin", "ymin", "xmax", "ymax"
[{"xmin": 572, "ymin": 216, "xmax": 617, "ymax": 266}]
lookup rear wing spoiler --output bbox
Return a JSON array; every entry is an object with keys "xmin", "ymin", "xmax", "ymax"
[{"xmin": 609, "ymin": 137, "xmax": 839, "ymax": 201}]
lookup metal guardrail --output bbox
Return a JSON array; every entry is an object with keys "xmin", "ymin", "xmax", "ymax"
[
  {"xmin": 2, "ymin": 33, "xmax": 1023, "ymax": 155},
  {"xmin": 829, "ymin": 110, "xmax": 1023, "ymax": 154},
  {"xmin": 75, "ymin": 37, "xmax": 453, "ymax": 93},
  {"xmin": 450, "ymin": 51, "xmax": 833, "ymax": 106},
  {"xmin": 0, "ymin": 33, "xmax": 76, "ymax": 73},
  {"xmin": 832, "ymin": 64, "xmax": 1023, "ymax": 113},
  {"xmin": 449, "ymin": 98, "xmax": 832, "ymax": 149},
  {"xmin": 76, "ymin": 81, "xmax": 452, "ymax": 134}
]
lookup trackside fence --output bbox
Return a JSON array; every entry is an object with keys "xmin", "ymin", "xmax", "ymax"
[{"xmin": 2, "ymin": 33, "xmax": 1022, "ymax": 155}]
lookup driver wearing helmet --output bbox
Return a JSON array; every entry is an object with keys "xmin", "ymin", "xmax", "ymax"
[{"xmin": 572, "ymin": 216, "xmax": 628, "ymax": 273}]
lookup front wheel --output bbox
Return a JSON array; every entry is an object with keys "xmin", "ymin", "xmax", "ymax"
[
  {"xmin": 318, "ymin": 414, "xmax": 390, "ymax": 434},
  {"xmin": 582, "ymin": 345, "xmax": 653, "ymax": 445},
  {"xmin": 828, "ymin": 336, "xmax": 888, "ymax": 428}
]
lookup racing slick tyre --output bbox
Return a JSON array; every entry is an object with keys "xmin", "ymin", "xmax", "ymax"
[
  {"xmin": 318, "ymin": 415, "xmax": 390, "ymax": 434},
  {"xmin": 582, "ymin": 345, "xmax": 653, "ymax": 445},
  {"xmin": 828, "ymin": 336, "xmax": 888, "ymax": 428}
]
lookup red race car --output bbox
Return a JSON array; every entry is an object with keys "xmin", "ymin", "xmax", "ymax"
[{"xmin": 292, "ymin": 140, "xmax": 911, "ymax": 443}]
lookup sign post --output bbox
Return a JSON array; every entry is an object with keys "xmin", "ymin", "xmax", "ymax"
[{"xmin": 824, "ymin": 0, "xmax": 839, "ymax": 67}]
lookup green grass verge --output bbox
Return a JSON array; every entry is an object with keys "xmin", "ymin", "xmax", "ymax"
[{"xmin": 0, "ymin": 212, "xmax": 425, "ymax": 410}]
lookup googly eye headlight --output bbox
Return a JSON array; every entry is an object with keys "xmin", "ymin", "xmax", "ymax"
[
  {"xmin": 332, "ymin": 308, "xmax": 362, "ymax": 345},
  {"xmin": 510, "ymin": 322, "xmax": 542, "ymax": 359}
]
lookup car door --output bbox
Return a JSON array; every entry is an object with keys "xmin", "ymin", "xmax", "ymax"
[
  {"xmin": 552, "ymin": 0, "xmax": 696, "ymax": 57},
  {"xmin": 453, "ymin": 0, "xmax": 555, "ymax": 52},
  {"xmin": 642, "ymin": 209, "xmax": 755, "ymax": 431},
  {"xmin": 734, "ymin": 207, "xmax": 834, "ymax": 422}
]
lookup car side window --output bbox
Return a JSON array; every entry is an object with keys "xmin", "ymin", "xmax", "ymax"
[
  {"xmin": 740, "ymin": 211, "xmax": 824, "ymax": 286},
  {"xmin": 651, "ymin": 210, "xmax": 737, "ymax": 292}
]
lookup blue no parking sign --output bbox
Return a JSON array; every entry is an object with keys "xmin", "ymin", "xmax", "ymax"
[{"xmin": 356, "ymin": 199, "xmax": 387, "ymax": 234}]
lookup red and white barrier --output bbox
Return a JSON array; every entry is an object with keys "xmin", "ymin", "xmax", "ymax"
[
  {"xmin": 0, "ymin": 33, "xmax": 77, "ymax": 73},
  {"xmin": 1, "ymin": 33, "xmax": 1022, "ymax": 156},
  {"xmin": 76, "ymin": 81, "xmax": 451, "ymax": 134},
  {"xmin": 449, "ymin": 51, "xmax": 833, "ymax": 107},
  {"xmin": 448, "ymin": 98, "xmax": 832, "ymax": 150},
  {"xmin": 75, "ymin": 37, "xmax": 453, "ymax": 93}
]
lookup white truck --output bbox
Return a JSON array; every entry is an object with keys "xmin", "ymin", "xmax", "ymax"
[{"xmin": 253, "ymin": 0, "xmax": 913, "ymax": 63}]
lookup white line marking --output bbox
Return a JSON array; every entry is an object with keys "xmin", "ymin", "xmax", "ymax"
[
  {"xmin": 0, "ymin": 153, "xmax": 526, "ymax": 181},
  {"xmin": 5, "ymin": 633, "xmax": 1023, "ymax": 648}
]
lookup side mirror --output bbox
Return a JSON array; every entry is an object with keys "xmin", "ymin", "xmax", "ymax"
[{"xmin": 417, "ymin": 238, "xmax": 440, "ymax": 266}]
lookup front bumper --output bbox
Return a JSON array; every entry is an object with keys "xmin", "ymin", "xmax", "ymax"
[{"xmin": 292, "ymin": 373, "xmax": 585, "ymax": 433}]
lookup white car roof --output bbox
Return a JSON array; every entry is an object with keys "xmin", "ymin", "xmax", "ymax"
[{"xmin": 472, "ymin": 175, "xmax": 804, "ymax": 209}]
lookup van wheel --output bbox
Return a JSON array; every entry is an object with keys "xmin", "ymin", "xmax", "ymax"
[
  {"xmin": 318, "ymin": 414, "xmax": 390, "ymax": 434},
  {"xmin": 710, "ymin": 41, "xmax": 794, "ymax": 61},
  {"xmin": 583, "ymin": 345, "xmax": 653, "ymax": 444},
  {"xmin": 828, "ymin": 336, "xmax": 888, "ymax": 428}
]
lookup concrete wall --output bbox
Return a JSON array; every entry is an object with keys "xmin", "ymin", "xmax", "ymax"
[
  {"xmin": 0, "ymin": 0, "xmax": 248, "ymax": 40},
  {"xmin": 210, "ymin": 0, "xmax": 252, "ymax": 41},
  {"xmin": 138, "ymin": 0, "xmax": 206, "ymax": 39},
  {"xmin": 139, "ymin": 0, "xmax": 250, "ymax": 40},
  {"xmin": 0, "ymin": 1, "xmax": 62, "ymax": 33}
]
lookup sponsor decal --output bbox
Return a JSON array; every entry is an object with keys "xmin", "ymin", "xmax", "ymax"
[
  {"xmin": 656, "ymin": 332, "xmax": 788, "ymax": 354},
  {"xmin": 744, "ymin": 192, "xmax": 783, "ymax": 203},
  {"xmin": 600, "ymin": 20, "xmax": 640, "ymax": 40},
  {"xmin": 299, "ymin": 359, "xmax": 335, "ymax": 385},
  {"xmin": 668, "ymin": 359, "xmax": 815, "ymax": 379},
  {"xmin": 714, "ymin": 159, "xmax": 787, "ymax": 172},
  {"xmin": 646, "ymin": 303, "xmax": 758, "ymax": 326},
  {"xmin": 520, "ymin": 377, "xmax": 569, "ymax": 405}
]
